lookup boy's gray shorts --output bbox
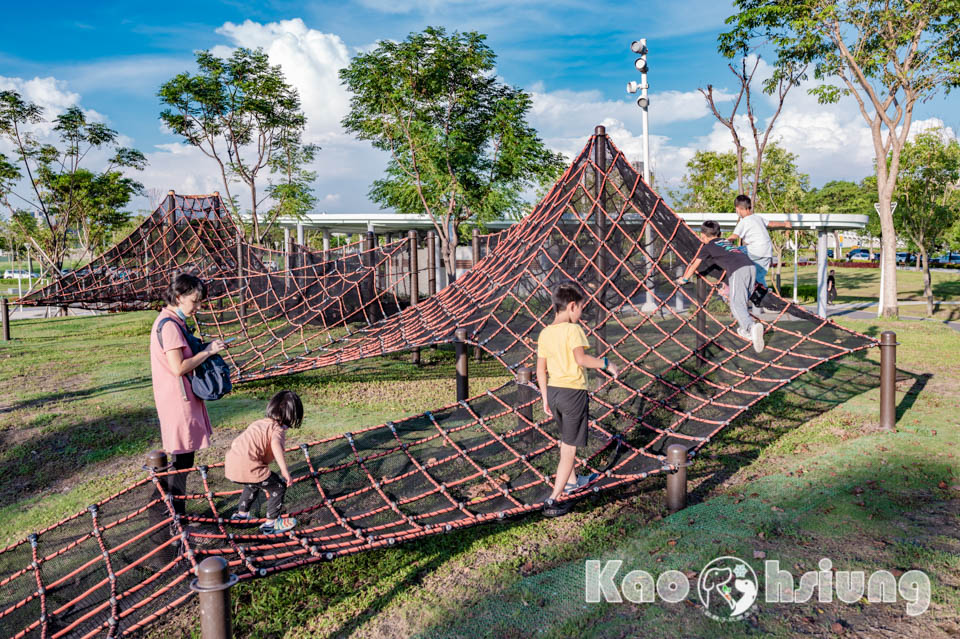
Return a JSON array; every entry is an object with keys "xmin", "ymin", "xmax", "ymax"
[{"xmin": 547, "ymin": 386, "xmax": 589, "ymax": 447}]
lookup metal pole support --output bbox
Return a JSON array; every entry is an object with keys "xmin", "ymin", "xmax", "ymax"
[
  {"xmin": 515, "ymin": 366, "xmax": 534, "ymax": 428},
  {"xmin": 146, "ymin": 450, "xmax": 173, "ymax": 560},
  {"xmin": 409, "ymin": 231, "xmax": 420, "ymax": 365},
  {"xmin": 455, "ymin": 328, "xmax": 469, "ymax": 402},
  {"xmin": 879, "ymin": 331, "xmax": 897, "ymax": 432},
  {"xmin": 191, "ymin": 556, "xmax": 238, "ymax": 639},
  {"xmin": 426, "ymin": 231, "xmax": 437, "ymax": 297},
  {"xmin": 665, "ymin": 444, "xmax": 687, "ymax": 514},
  {"xmin": 696, "ymin": 277, "xmax": 706, "ymax": 351},
  {"xmin": 471, "ymin": 228, "xmax": 480, "ymax": 268},
  {"xmin": 2, "ymin": 297, "xmax": 9, "ymax": 342}
]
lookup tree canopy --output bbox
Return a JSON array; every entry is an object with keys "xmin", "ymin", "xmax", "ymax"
[
  {"xmin": 0, "ymin": 94, "xmax": 145, "ymax": 275},
  {"xmin": 339, "ymin": 26, "xmax": 565, "ymax": 276},
  {"xmin": 159, "ymin": 47, "xmax": 317, "ymax": 243}
]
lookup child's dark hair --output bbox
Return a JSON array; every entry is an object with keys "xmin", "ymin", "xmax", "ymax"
[
  {"xmin": 552, "ymin": 281, "xmax": 585, "ymax": 313},
  {"xmin": 266, "ymin": 390, "xmax": 304, "ymax": 429},
  {"xmin": 734, "ymin": 194, "xmax": 752, "ymax": 210},
  {"xmin": 162, "ymin": 272, "xmax": 207, "ymax": 306},
  {"xmin": 700, "ymin": 220, "xmax": 721, "ymax": 238}
]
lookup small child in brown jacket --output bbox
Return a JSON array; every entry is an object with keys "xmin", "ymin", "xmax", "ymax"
[{"xmin": 226, "ymin": 390, "xmax": 303, "ymax": 533}]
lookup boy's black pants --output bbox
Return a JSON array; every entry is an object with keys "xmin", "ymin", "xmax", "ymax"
[{"xmin": 236, "ymin": 471, "xmax": 286, "ymax": 519}]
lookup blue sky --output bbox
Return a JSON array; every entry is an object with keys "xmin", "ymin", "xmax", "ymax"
[{"xmin": 2, "ymin": 0, "xmax": 958, "ymax": 213}]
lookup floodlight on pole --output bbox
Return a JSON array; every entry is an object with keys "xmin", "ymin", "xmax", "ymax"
[{"xmin": 630, "ymin": 37, "xmax": 656, "ymax": 314}]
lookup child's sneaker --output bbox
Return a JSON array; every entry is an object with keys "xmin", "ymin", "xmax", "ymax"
[
  {"xmin": 261, "ymin": 516, "xmax": 297, "ymax": 534},
  {"xmin": 750, "ymin": 323, "xmax": 765, "ymax": 353},
  {"xmin": 230, "ymin": 511, "xmax": 252, "ymax": 522},
  {"xmin": 564, "ymin": 473, "xmax": 599, "ymax": 494},
  {"xmin": 542, "ymin": 499, "xmax": 571, "ymax": 518}
]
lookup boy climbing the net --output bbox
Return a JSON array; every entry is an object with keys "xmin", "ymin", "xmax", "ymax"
[{"xmin": 678, "ymin": 221, "xmax": 766, "ymax": 354}]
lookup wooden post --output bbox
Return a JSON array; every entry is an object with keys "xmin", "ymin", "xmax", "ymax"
[
  {"xmin": 191, "ymin": 556, "xmax": 237, "ymax": 639},
  {"xmin": 665, "ymin": 444, "xmax": 687, "ymax": 513},
  {"xmin": 879, "ymin": 331, "xmax": 897, "ymax": 432},
  {"xmin": 515, "ymin": 366, "xmax": 533, "ymax": 429},
  {"xmin": 427, "ymin": 231, "xmax": 437, "ymax": 296},
  {"xmin": 593, "ymin": 125, "xmax": 608, "ymax": 351},
  {"xmin": 236, "ymin": 232, "xmax": 245, "ymax": 322},
  {"xmin": 1, "ymin": 297, "xmax": 10, "ymax": 342},
  {"xmin": 455, "ymin": 328, "xmax": 469, "ymax": 401},
  {"xmin": 409, "ymin": 231, "xmax": 420, "ymax": 365}
]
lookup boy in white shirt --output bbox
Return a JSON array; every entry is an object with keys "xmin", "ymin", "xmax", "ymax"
[{"xmin": 727, "ymin": 195, "xmax": 791, "ymax": 288}]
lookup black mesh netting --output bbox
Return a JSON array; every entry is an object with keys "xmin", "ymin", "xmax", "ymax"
[{"xmin": 2, "ymin": 130, "xmax": 876, "ymax": 638}]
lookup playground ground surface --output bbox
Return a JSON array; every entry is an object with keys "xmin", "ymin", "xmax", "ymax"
[{"xmin": 0, "ymin": 311, "xmax": 958, "ymax": 637}]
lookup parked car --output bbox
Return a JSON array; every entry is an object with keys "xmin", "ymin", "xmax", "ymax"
[
  {"xmin": 895, "ymin": 252, "xmax": 916, "ymax": 265},
  {"xmin": 3, "ymin": 269, "xmax": 39, "ymax": 279},
  {"xmin": 931, "ymin": 252, "xmax": 960, "ymax": 266},
  {"xmin": 846, "ymin": 248, "xmax": 874, "ymax": 262}
]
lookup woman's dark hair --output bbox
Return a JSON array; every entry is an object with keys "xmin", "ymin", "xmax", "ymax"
[
  {"xmin": 552, "ymin": 281, "xmax": 585, "ymax": 313},
  {"xmin": 266, "ymin": 390, "xmax": 303, "ymax": 429},
  {"xmin": 162, "ymin": 272, "xmax": 207, "ymax": 306},
  {"xmin": 734, "ymin": 194, "xmax": 752, "ymax": 210},
  {"xmin": 700, "ymin": 220, "xmax": 721, "ymax": 238}
]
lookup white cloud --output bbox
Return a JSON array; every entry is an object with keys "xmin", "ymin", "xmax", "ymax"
[
  {"xmin": 0, "ymin": 75, "xmax": 106, "ymax": 139},
  {"xmin": 213, "ymin": 19, "xmax": 353, "ymax": 144},
  {"xmin": 529, "ymin": 83, "xmax": 733, "ymax": 136}
]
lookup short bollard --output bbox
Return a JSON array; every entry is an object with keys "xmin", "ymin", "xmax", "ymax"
[
  {"xmin": 515, "ymin": 366, "xmax": 534, "ymax": 428},
  {"xmin": 1, "ymin": 297, "xmax": 9, "ymax": 342},
  {"xmin": 665, "ymin": 444, "xmax": 688, "ymax": 514},
  {"xmin": 146, "ymin": 450, "xmax": 175, "ymax": 565},
  {"xmin": 455, "ymin": 328, "xmax": 469, "ymax": 402},
  {"xmin": 879, "ymin": 331, "xmax": 898, "ymax": 432},
  {"xmin": 191, "ymin": 556, "xmax": 238, "ymax": 639}
]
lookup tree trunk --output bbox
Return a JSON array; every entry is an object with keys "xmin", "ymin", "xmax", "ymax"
[
  {"xmin": 876, "ymin": 192, "xmax": 899, "ymax": 318},
  {"xmin": 920, "ymin": 247, "xmax": 933, "ymax": 317},
  {"xmin": 249, "ymin": 182, "xmax": 260, "ymax": 243}
]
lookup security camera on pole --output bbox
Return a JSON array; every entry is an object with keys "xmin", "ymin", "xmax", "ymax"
[{"xmin": 627, "ymin": 39, "xmax": 658, "ymax": 314}]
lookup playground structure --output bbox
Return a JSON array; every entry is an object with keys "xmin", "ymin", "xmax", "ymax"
[{"xmin": 0, "ymin": 128, "xmax": 878, "ymax": 638}]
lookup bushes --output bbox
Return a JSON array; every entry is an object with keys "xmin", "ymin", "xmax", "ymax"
[{"xmin": 774, "ymin": 284, "xmax": 818, "ymax": 303}]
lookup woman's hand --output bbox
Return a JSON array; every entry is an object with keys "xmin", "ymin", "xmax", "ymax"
[
  {"xmin": 541, "ymin": 393, "xmax": 552, "ymax": 417},
  {"xmin": 205, "ymin": 339, "xmax": 227, "ymax": 355},
  {"xmin": 607, "ymin": 362, "xmax": 620, "ymax": 378}
]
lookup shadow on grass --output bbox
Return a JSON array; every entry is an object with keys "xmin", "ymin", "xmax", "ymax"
[
  {"xmin": 0, "ymin": 375, "xmax": 153, "ymax": 415},
  {"xmin": 408, "ymin": 440, "xmax": 959, "ymax": 639},
  {"xmin": 0, "ymin": 406, "xmax": 161, "ymax": 502}
]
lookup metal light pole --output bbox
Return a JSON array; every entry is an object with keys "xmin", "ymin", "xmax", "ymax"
[{"xmin": 627, "ymin": 39, "xmax": 658, "ymax": 314}]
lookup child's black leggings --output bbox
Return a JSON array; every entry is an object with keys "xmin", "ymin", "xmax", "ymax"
[{"xmin": 236, "ymin": 472, "xmax": 286, "ymax": 519}]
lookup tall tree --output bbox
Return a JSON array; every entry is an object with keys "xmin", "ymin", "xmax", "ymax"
[
  {"xmin": 339, "ymin": 27, "xmax": 565, "ymax": 278},
  {"xmin": 721, "ymin": 0, "xmax": 960, "ymax": 318},
  {"xmin": 0, "ymin": 93, "xmax": 145, "ymax": 278},
  {"xmin": 159, "ymin": 47, "xmax": 318, "ymax": 243},
  {"xmin": 700, "ymin": 54, "xmax": 807, "ymax": 205},
  {"xmin": 892, "ymin": 128, "xmax": 960, "ymax": 316}
]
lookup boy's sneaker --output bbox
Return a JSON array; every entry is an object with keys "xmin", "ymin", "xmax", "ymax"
[
  {"xmin": 564, "ymin": 473, "xmax": 599, "ymax": 494},
  {"xmin": 230, "ymin": 511, "xmax": 252, "ymax": 522},
  {"xmin": 542, "ymin": 499, "xmax": 571, "ymax": 518},
  {"xmin": 261, "ymin": 516, "xmax": 297, "ymax": 534},
  {"xmin": 750, "ymin": 323, "xmax": 765, "ymax": 353}
]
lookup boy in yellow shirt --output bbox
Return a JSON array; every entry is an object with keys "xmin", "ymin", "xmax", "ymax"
[{"xmin": 536, "ymin": 282, "xmax": 618, "ymax": 517}]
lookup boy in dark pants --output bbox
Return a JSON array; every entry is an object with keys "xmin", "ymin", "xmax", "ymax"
[
  {"xmin": 536, "ymin": 282, "xmax": 619, "ymax": 517},
  {"xmin": 679, "ymin": 221, "xmax": 765, "ymax": 353}
]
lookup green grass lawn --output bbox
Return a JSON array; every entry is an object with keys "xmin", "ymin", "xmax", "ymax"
[
  {"xmin": 770, "ymin": 265, "xmax": 960, "ymax": 306},
  {"xmin": 1, "ymin": 312, "xmax": 958, "ymax": 637}
]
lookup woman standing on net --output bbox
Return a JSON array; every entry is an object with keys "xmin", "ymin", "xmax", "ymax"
[{"xmin": 150, "ymin": 272, "xmax": 226, "ymax": 519}]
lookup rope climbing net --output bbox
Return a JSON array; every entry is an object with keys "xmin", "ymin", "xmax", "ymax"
[{"xmin": 3, "ymin": 129, "xmax": 877, "ymax": 638}]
